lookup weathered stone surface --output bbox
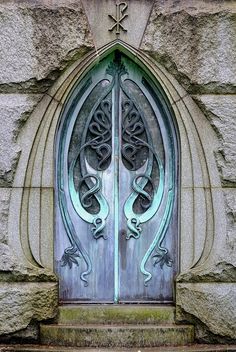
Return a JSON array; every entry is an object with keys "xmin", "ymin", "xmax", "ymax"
[
  {"xmin": 193, "ymin": 95, "xmax": 236, "ymax": 184},
  {"xmin": 0, "ymin": 321, "xmax": 38, "ymax": 343},
  {"xmin": 40, "ymin": 324, "xmax": 194, "ymax": 348},
  {"xmin": 176, "ymin": 283, "xmax": 236, "ymax": 342},
  {"xmin": 224, "ymin": 188, "xmax": 236, "ymax": 261},
  {"xmin": 81, "ymin": 0, "xmax": 153, "ymax": 49},
  {"xmin": 177, "ymin": 186, "xmax": 236, "ymax": 283},
  {"xmin": 1, "ymin": 345, "xmax": 236, "ymax": 352},
  {"xmin": 177, "ymin": 261, "xmax": 236, "ymax": 284},
  {"xmin": 0, "ymin": 189, "xmax": 10, "ymax": 243},
  {"xmin": 0, "ymin": 282, "xmax": 58, "ymax": 335},
  {"xmin": 0, "ymin": 243, "xmax": 57, "ymax": 282},
  {"xmin": 0, "ymin": 94, "xmax": 42, "ymax": 186},
  {"xmin": 141, "ymin": 1, "xmax": 236, "ymax": 93},
  {"xmin": 0, "ymin": 0, "xmax": 93, "ymax": 91},
  {"xmin": 176, "ymin": 187, "xmax": 236, "ymax": 284},
  {"xmin": 57, "ymin": 305, "xmax": 175, "ymax": 325},
  {"xmin": 1, "ymin": 344, "xmax": 236, "ymax": 352},
  {"xmin": 0, "ymin": 243, "xmax": 18, "ymax": 271}
]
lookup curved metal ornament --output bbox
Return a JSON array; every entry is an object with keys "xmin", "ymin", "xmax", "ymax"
[
  {"xmin": 58, "ymin": 118, "xmax": 93, "ymax": 285},
  {"xmin": 58, "ymin": 75, "xmax": 113, "ymax": 285},
  {"xmin": 140, "ymin": 152, "xmax": 175, "ymax": 286},
  {"xmin": 58, "ymin": 187, "xmax": 92, "ymax": 286},
  {"xmin": 68, "ymin": 98, "xmax": 112, "ymax": 240},
  {"xmin": 57, "ymin": 53, "xmax": 176, "ymax": 290},
  {"xmin": 120, "ymin": 78, "xmax": 175, "ymax": 286}
]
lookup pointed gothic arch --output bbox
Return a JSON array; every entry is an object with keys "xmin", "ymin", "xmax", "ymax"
[
  {"xmin": 54, "ymin": 48, "xmax": 179, "ymax": 302},
  {"xmin": 7, "ymin": 41, "xmax": 226, "ymax": 300}
]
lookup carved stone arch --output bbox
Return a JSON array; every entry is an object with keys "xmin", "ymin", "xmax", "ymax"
[{"xmin": 8, "ymin": 40, "xmax": 227, "ymax": 283}]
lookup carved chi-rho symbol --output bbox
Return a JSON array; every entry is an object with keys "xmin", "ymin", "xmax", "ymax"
[{"xmin": 108, "ymin": 2, "xmax": 128, "ymax": 35}]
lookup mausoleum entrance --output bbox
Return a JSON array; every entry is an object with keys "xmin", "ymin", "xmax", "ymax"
[{"xmin": 55, "ymin": 50, "xmax": 178, "ymax": 303}]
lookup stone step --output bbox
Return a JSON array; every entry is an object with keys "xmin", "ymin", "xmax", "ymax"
[
  {"xmin": 1, "ymin": 344, "xmax": 236, "ymax": 352},
  {"xmin": 57, "ymin": 305, "xmax": 175, "ymax": 325},
  {"xmin": 40, "ymin": 323, "xmax": 194, "ymax": 348}
]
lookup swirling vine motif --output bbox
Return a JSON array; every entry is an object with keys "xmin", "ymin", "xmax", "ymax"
[
  {"xmin": 122, "ymin": 100, "xmax": 147, "ymax": 171},
  {"xmin": 58, "ymin": 74, "xmax": 115, "ymax": 284},
  {"xmin": 58, "ymin": 187, "xmax": 92, "ymax": 286},
  {"xmin": 82, "ymin": 100, "xmax": 112, "ymax": 171},
  {"xmin": 58, "ymin": 54, "xmax": 175, "ymax": 289},
  {"xmin": 68, "ymin": 97, "xmax": 112, "ymax": 239},
  {"xmin": 121, "ymin": 80, "xmax": 175, "ymax": 286}
]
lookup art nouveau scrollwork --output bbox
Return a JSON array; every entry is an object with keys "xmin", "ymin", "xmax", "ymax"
[{"xmin": 58, "ymin": 52, "xmax": 175, "ymax": 288}]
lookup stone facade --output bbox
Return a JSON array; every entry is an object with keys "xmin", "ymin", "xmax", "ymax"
[{"xmin": 0, "ymin": 0, "xmax": 235, "ymax": 344}]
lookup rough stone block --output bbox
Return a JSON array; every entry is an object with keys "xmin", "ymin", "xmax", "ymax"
[
  {"xmin": 0, "ymin": 188, "xmax": 11, "ymax": 243},
  {"xmin": 0, "ymin": 243, "xmax": 18, "ymax": 271},
  {"xmin": 224, "ymin": 189, "xmax": 236, "ymax": 263},
  {"xmin": 176, "ymin": 283, "xmax": 236, "ymax": 342},
  {"xmin": 0, "ymin": 94, "xmax": 42, "ymax": 186},
  {"xmin": 0, "ymin": 242, "xmax": 57, "ymax": 283},
  {"xmin": 141, "ymin": 1, "xmax": 236, "ymax": 93},
  {"xmin": 0, "ymin": 282, "xmax": 58, "ymax": 336},
  {"xmin": 193, "ymin": 95, "xmax": 236, "ymax": 184},
  {"xmin": 0, "ymin": 0, "xmax": 93, "ymax": 90},
  {"xmin": 176, "ymin": 187, "xmax": 235, "ymax": 282},
  {"xmin": 0, "ymin": 321, "xmax": 38, "ymax": 343}
]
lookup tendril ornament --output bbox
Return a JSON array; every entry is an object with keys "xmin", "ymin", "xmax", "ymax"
[
  {"xmin": 121, "ymin": 82, "xmax": 175, "ymax": 286},
  {"xmin": 58, "ymin": 55, "xmax": 175, "ymax": 290},
  {"xmin": 58, "ymin": 76, "xmax": 114, "ymax": 284}
]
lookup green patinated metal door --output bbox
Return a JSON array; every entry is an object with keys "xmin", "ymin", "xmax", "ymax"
[{"xmin": 55, "ymin": 51, "xmax": 178, "ymax": 303}]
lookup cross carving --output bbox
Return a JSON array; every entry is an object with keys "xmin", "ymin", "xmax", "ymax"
[{"xmin": 108, "ymin": 2, "xmax": 128, "ymax": 35}]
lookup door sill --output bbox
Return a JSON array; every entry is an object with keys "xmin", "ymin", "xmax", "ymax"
[{"xmin": 59, "ymin": 300, "xmax": 174, "ymax": 305}]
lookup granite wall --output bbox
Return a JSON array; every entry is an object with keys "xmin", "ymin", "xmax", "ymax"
[{"xmin": 0, "ymin": 0, "xmax": 235, "ymax": 343}]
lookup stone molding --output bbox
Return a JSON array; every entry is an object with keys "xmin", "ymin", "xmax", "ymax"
[
  {"xmin": 0, "ymin": 0, "xmax": 234, "ymax": 342},
  {"xmin": 8, "ymin": 40, "xmax": 227, "ymax": 278}
]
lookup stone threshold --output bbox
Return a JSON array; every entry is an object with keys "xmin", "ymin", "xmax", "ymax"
[{"xmin": 1, "ymin": 344, "xmax": 236, "ymax": 352}]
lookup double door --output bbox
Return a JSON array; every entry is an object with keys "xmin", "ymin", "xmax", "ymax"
[{"xmin": 55, "ymin": 51, "xmax": 178, "ymax": 303}]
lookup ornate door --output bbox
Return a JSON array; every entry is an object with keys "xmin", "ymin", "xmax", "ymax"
[{"xmin": 55, "ymin": 51, "xmax": 178, "ymax": 303}]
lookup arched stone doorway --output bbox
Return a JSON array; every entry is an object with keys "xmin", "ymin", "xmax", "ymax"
[
  {"xmin": 55, "ymin": 49, "xmax": 179, "ymax": 303},
  {"xmin": 7, "ymin": 40, "xmax": 227, "ymax": 319}
]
